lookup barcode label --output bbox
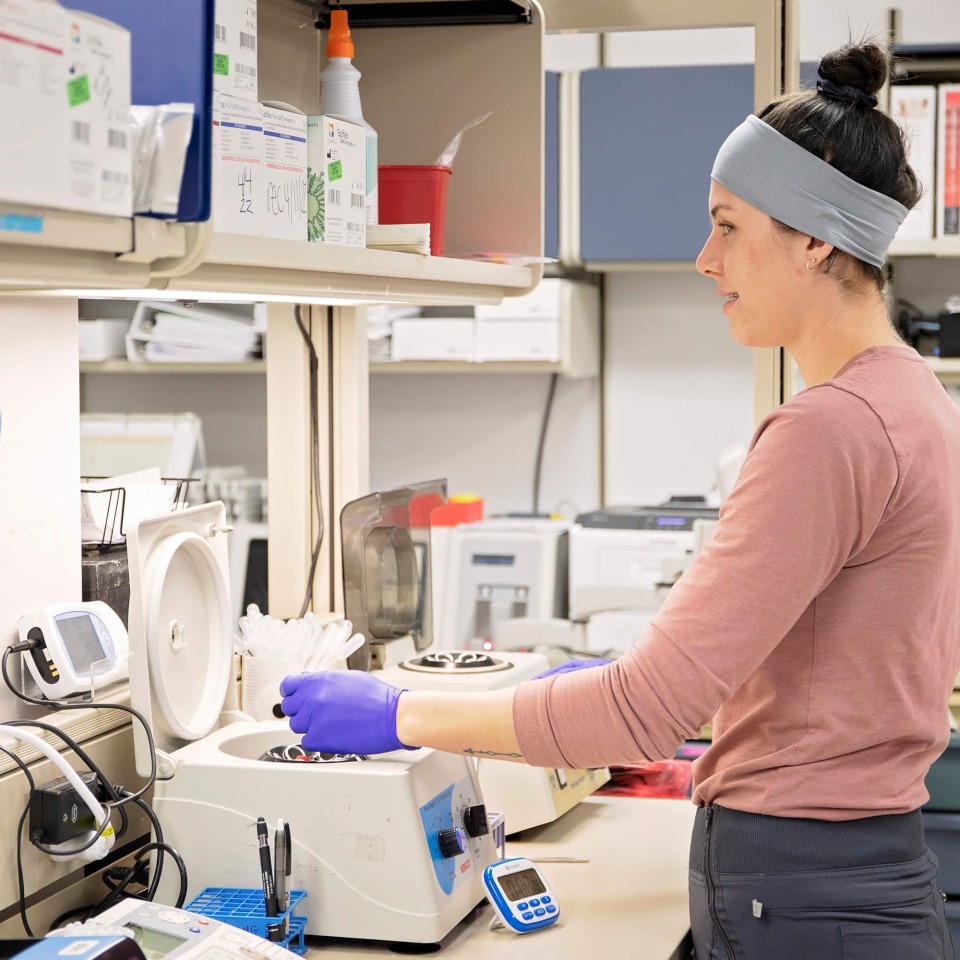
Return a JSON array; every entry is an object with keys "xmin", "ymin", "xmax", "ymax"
[
  {"xmin": 215, "ymin": 23, "xmax": 227, "ymax": 42},
  {"xmin": 329, "ymin": 188, "xmax": 341, "ymax": 205},
  {"xmin": 347, "ymin": 222, "xmax": 364, "ymax": 233},
  {"xmin": 102, "ymin": 171, "xmax": 129, "ymax": 184},
  {"xmin": 350, "ymin": 193, "xmax": 364, "ymax": 209},
  {"xmin": 240, "ymin": 30, "xmax": 256, "ymax": 51},
  {"xmin": 236, "ymin": 63, "xmax": 257, "ymax": 77},
  {"xmin": 108, "ymin": 128, "xmax": 128, "ymax": 150},
  {"xmin": 71, "ymin": 121, "xmax": 90, "ymax": 144}
]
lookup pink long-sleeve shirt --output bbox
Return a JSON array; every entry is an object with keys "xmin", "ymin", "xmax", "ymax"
[{"xmin": 514, "ymin": 345, "xmax": 960, "ymax": 819}]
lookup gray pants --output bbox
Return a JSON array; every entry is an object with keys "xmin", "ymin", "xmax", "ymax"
[{"xmin": 689, "ymin": 805, "xmax": 957, "ymax": 960}]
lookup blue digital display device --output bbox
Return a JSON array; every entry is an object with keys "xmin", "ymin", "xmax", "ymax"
[{"xmin": 482, "ymin": 857, "xmax": 560, "ymax": 934}]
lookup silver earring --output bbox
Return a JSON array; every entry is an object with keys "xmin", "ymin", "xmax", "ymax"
[{"xmin": 806, "ymin": 257, "xmax": 818, "ymax": 272}]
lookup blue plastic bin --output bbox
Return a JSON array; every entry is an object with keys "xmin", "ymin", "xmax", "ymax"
[{"xmin": 186, "ymin": 888, "xmax": 308, "ymax": 954}]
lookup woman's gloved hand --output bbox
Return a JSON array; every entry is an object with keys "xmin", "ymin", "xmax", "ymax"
[
  {"xmin": 533, "ymin": 657, "xmax": 612, "ymax": 680},
  {"xmin": 279, "ymin": 670, "xmax": 419, "ymax": 754}
]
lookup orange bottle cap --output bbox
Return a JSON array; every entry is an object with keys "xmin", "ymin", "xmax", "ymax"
[{"xmin": 327, "ymin": 9, "xmax": 355, "ymax": 59}]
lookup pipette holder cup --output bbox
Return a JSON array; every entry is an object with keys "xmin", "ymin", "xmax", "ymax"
[{"xmin": 186, "ymin": 888, "xmax": 308, "ymax": 954}]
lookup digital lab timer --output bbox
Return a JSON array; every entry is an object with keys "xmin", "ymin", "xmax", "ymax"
[
  {"xmin": 483, "ymin": 857, "xmax": 560, "ymax": 934},
  {"xmin": 18, "ymin": 601, "xmax": 129, "ymax": 700}
]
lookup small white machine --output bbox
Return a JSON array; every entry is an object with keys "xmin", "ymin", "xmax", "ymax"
[
  {"xmin": 483, "ymin": 857, "xmax": 560, "ymax": 934},
  {"xmin": 56, "ymin": 897, "xmax": 292, "ymax": 960},
  {"xmin": 17, "ymin": 600, "xmax": 129, "ymax": 699},
  {"xmin": 377, "ymin": 649, "xmax": 610, "ymax": 835},
  {"xmin": 568, "ymin": 505, "xmax": 718, "ymax": 621},
  {"xmin": 442, "ymin": 518, "xmax": 570, "ymax": 651},
  {"xmin": 125, "ymin": 501, "xmax": 498, "ymax": 946}
]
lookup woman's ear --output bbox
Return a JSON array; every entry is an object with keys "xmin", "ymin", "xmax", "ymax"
[{"xmin": 806, "ymin": 236, "xmax": 835, "ymax": 263}]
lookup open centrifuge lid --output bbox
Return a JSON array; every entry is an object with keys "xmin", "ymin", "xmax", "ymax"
[
  {"xmin": 126, "ymin": 502, "xmax": 238, "ymax": 779},
  {"xmin": 340, "ymin": 479, "xmax": 446, "ymax": 670}
]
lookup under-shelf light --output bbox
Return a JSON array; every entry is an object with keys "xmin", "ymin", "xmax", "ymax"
[{"xmin": 19, "ymin": 288, "xmax": 376, "ymax": 306}]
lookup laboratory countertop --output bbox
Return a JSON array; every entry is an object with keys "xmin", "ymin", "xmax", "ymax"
[{"xmin": 304, "ymin": 795, "xmax": 697, "ymax": 960}]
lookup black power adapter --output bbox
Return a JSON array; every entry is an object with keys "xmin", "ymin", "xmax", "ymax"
[{"xmin": 29, "ymin": 770, "xmax": 106, "ymax": 845}]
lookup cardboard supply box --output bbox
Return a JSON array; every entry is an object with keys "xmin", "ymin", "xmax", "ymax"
[
  {"xmin": 891, "ymin": 84, "xmax": 936, "ymax": 243},
  {"xmin": 213, "ymin": 0, "xmax": 258, "ymax": 101},
  {"xmin": 213, "ymin": 92, "xmax": 264, "ymax": 236},
  {"xmin": 261, "ymin": 101, "xmax": 307, "ymax": 241},
  {"xmin": 0, "ymin": 0, "xmax": 70, "ymax": 210},
  {"xmin": 63, "ymin": 9, "xmax": 133, "ymax": 217},
  {"xmin": 306, "ymin": 114, "xmax": 366, "ymax": 248}
]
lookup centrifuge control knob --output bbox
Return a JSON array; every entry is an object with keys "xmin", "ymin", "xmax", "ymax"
[
  {"xmin": 437, "ymin": 827, "xmax": 467, "ymax": 859},
  {"xmin": 462, "ymin": 804, "xmax": 489, "ymax": 837}
]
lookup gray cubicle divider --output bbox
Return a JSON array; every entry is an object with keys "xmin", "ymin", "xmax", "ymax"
[
  {"xmin": 545, "ymin": 71, "xmax": 561, "ymax": 262},
  {"xmin": 579, "ymin": 65, "xmax": 754, "ymax": 263}
]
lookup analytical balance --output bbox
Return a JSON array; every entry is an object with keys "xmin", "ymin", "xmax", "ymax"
[
  {"xmin": 377, "ymin": 649, "xmax": 610, "ymax": 835},
  {"xmin": 125, "ymin": 500, "xmax": 497, "ymax": 946}
]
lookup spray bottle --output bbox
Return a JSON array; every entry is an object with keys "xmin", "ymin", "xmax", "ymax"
[{"xmin": 319, "ymin": 10, "xmax": 378, "ymax": 224}]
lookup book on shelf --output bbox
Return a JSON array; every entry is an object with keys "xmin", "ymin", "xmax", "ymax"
[
  {"xmin": 937, "ymin": 84, "xmax": 960, "ymax": 239},
  {"xmin": 891, "ymin": 84, "xmax": 936, "ymax": 242}
]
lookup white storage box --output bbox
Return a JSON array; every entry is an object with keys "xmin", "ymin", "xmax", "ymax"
[
  {"xmin": 474, "ymin": 277, "xmax": 563, "ymax": 320},
  {"xmin": 79, "ymin": 318, "xmax": 129, "ymax": 361},
  {"xmin": 306, "ymin": 114, "xmax": 366, "ymax": 247},
  {"xmin": 476, "ymin": 318, "xmax": 560, "ymax": 362},
  {"xmin": 260, "ymin": 101, "xmax": 307, "ymax": 241},
  {"xmin": 0, "ymin": 0, "xmax": 70, "ymax": 210},
  {"xmin": 391, "ymin": 319, "xmax": 476, "ymax": 362},
  {"xmin": 213, "ymin": 0, "xmax": 258, "ymax": 101},
  {"xmin": 213, "ymin": 92, "xmax": 264, "ymax": 236},
  {"xmin": 63, "ymin": 10, "xmax": 132, "ymax": 217}
]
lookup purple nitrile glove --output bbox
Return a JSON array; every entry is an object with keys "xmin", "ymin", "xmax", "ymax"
[
  {"xmin": 533, "ymin": 657, "xmax": 612, "ymax": 680},
  {"xmin": 279, "ymin": 670, "xmax": 420, "ymax": 754}
]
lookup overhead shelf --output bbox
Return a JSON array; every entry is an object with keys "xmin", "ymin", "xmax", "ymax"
[
  {"xmin": 888, "ymin": 238, "xmax": 960, "ymax": 258},
  {"xmin": 80, "ymin": 360, "xmax": 267, "ymax": 374},
  {"xmin": 0, "ymin": 212, "xmax": 537, "ymax": 305},
  {"xmin": 150, "ymin": 229, "xmax": 538, "ymax": 305},
  {"xmin": 371, "ymin": 359, "xmax": 568, "ymax": 374},
  {"xmin": 0, "ymin": 0, "xmax": 543, "ymax": 306}
]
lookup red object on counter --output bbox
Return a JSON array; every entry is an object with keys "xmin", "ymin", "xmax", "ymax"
[
  {"xmin": 597, "ymin": 760, "xmax": 693, "ymax": 800},
  {"xmin": 430, "ymin": 496, "xmax": 484, "ymax": 527}
]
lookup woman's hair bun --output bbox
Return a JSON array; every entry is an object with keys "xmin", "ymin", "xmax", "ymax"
[{"xmin": 818, "ymin": 40, "xmax": 889, "ymax": 97}]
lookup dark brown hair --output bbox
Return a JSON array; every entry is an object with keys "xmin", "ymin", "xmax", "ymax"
[{"xmin": 759, "ymin": 39, "xmax": 921, "ymax": 293}]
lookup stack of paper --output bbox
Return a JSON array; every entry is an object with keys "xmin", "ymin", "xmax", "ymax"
[
  {"xmin": 365, "ymin": 223, "xmax": 431, "ymax": 255},
  {"xmin": 126, "ymin": 301, "xmax": 264, "ymax": 362}
]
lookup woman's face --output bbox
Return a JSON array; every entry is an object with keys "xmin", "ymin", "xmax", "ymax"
[{"xmin": 695, "ymin": 181, "xmax": 809, "ymax": 349}]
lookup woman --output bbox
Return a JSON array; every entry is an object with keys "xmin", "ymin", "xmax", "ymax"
[{"xmin": 280, "ymin": 39, "xmax": 960, "ymax": 959}]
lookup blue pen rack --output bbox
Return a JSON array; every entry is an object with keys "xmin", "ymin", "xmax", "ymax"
[{"xmin": 186, "ymin": 888, "xmax": 308, "ymax": 954}]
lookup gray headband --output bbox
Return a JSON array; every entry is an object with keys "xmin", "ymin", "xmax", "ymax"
[{"xmin": 711, "ymin": 115, "xmax": 908, "ymax": 268}]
